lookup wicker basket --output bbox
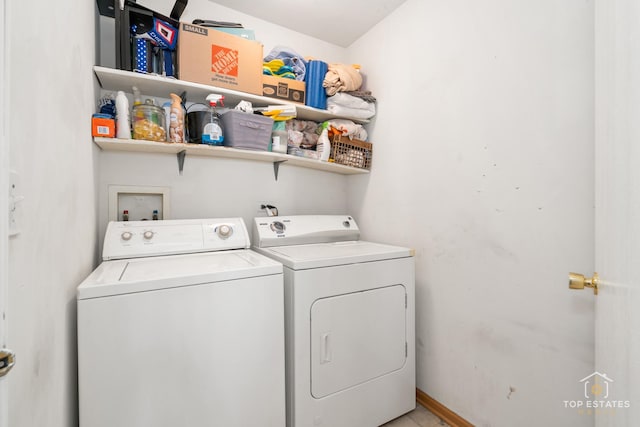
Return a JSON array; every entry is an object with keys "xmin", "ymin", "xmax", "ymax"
[{"xmin": 330, "ymin": 135, "xmax": 373, "ymax": 170}]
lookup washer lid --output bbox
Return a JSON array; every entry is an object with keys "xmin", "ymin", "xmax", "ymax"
[
  {"xmin": 77, "ymin": 250, "xmax": 282, "ymax": 300},
  {"xmin": 254, "ymin": 240, "xmax": 412, "ymax": 270}
]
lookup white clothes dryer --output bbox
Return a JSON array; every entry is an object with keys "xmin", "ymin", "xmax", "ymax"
[
  {"xmin": 77, "ymin": 218, "xmax": 285, "ymax": 427},
  {"xmin": 252, "ymin": 215, "xmax": 415, "ymax": 427}
]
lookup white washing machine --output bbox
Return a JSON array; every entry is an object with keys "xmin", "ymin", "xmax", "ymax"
[
  {"xmin": 77, "ymin": 218, "xmax": 285, "ymax": 427},
  {"xmin": 252, "ymin": 215, "xmax": 415, "ymax": 427}
]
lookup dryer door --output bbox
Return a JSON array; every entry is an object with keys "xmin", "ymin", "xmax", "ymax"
[{"xmin": 310, "ymin": 284, "xmax": 407, "ymax": 398}]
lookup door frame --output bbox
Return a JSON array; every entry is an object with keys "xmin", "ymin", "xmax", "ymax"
[
  {"xmin": 0, "ymin": 0, "xmax": 9, "ymax": 424},
  {"xmin": 594, "ymin": 0, "xmax": 640, "ymax": 425}
]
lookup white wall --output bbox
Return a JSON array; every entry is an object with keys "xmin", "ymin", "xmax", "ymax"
[
  {"xmin": 6, "ymin": 1, "xmax": 99, "ymax": 427},
  {"xmin": 98, "ymin": 152, "xmax": 349, "ymax": 243},
  {"xmin": 348, "ymin": 1, "xmax": 595, "ymax": 426},
  {"xmin": 178, "ymin": 0, "xmax": 349, "ymax": 62}
]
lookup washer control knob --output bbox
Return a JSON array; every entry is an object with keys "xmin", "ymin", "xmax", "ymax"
[
  {"xmin": 143, "ymin": 230, "xmax": 154, "ymax": 240},
  {"xmin": 217, "ymin": 224, "xmax": 233, "ymax": 239},
  {"xmin": 270, "ymin": 221, "xmax": 286, "ymax": 233},
  {"xmin": 121, "ymin": 231, "xmax": 133, "ymax": 241}
]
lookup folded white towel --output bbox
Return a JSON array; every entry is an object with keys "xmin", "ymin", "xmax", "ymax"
[{"xmin": 327, "ymin": 93, "xmax": 376, "ymax": 120}]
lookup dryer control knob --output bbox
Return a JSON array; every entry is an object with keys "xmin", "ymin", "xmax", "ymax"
[
  {"xmin": 143, "ymin": 230, "xmax": 154, "ymax": 240},
  {"xmin": 121, "ymin": 231, "xmax": 133, "ymax": 241},
  {"xmin": 217, "ymin": 224, "xmax": 233, "ymax": 239},
  {"xmin": 270, "ymin": 221, "xmax": 286, "ymax": 233}
]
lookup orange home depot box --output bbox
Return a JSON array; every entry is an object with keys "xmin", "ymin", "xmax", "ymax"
[{"xmin": 178, "ymin": 22, "xmax": 263, "ymax": 95}]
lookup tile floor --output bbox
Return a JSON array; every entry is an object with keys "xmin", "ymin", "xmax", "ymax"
[{"xmin": 381, "ymin": 404, "xmax": 451, "ymax": 427}]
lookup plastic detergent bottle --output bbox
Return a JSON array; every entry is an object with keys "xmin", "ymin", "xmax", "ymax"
[
  {"xmin": 202, "ymin": 94, "xmax": 225, "ymax": 145},
  {"xmin": 132, "ymin": 86, "xmax": 142, "ymax": 106},
  {"xmin": 317, "ymin": 122, "xmax": 331, "ymax": 162},
  {"xmin": 115, "ymin": 91, "xmax": 130, "ymax": 139},
  {"xmin": 169, "ymin": 93, "xmax": 185, "ymax": 143}
]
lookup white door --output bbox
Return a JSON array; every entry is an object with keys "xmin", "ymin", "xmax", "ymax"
[{"xmin": 592, "ymin": 0, "xmax": 640, "ymax": 426}]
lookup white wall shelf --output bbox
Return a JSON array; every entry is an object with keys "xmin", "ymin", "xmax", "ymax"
[
  {"xmin": 93, "ymin": 66, "xmax": 372, "ymax": 179},
  {"xmin": 93, "ymin": 66, "xmax": 370, "ymax": 124},
  {"xmin": 93, "ymin": 137, "xmax": 370, "ymax": 178}
]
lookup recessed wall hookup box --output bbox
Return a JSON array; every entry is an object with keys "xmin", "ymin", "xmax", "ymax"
[{"xmin": 108, "ymin": 185, "xmax": 171, "ymax": 222}]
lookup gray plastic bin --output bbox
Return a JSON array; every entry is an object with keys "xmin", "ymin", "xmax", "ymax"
[{"xmin": 221, "ymin": 110, "xmax": 274, "ymax": 151}]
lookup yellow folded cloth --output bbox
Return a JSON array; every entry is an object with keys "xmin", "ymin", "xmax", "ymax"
[{"xmin": 323, "ymin": 64, "xmax": 363, "ymax": 96}]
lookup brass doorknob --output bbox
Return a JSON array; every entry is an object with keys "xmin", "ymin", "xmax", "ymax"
[{"xmin": 568, "ymin": 272, "xmax": 599, "ymax": 295}]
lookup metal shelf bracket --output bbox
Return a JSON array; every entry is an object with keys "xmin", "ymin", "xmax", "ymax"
[
  {"xmin": 177, "ymin": 150, "xmax": 186, "ymax": 175},
  {"xmin": 273, "ymin": 160, "xmax": 287, "ymax": 181}
]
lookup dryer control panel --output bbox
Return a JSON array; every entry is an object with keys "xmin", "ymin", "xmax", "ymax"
[
  {"xmin": 102, "ymin": 218, "xmax": 250, "ymax": 260},
  {"xmin": 253, "ymin": 215, "xmax": 360, "ymax": 248}
]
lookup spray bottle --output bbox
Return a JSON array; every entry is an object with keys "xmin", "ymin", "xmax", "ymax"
[{"xmin": 202, "ymin": 94, "xmax": 225, "ymax": 145}]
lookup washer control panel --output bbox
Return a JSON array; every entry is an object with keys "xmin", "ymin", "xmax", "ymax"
[
  {"xmin": 253, "ymin": 215, "xmax": 360, "ymax": 248},
  {"xmin": 103, "ymin": 218, "xmax": 250, "ymax": 260}
]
